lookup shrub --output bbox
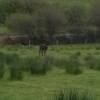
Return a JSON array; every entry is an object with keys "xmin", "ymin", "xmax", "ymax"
[
  {"xmin": 0, "ymin": 62, "xmax": 5, "ymax": 79},
  {"xmin": 0, "ymin": 52, "xmax": 5, "ymax": 79},
  {"xmin": 0, "ymin": 52, "xmax": 5, "ymax": 61},
  {"xmin": 6, "ymin": 13, "xmax": 35, "ymax": 34},
  {"xmin": 24, "ymin": 56, "xmax": 50, "ymax": 75},
  {"xmin": 65, "ymin": 52, "xmax": 82, "ymax": 75},
  {"xmin": 5, "ymin": 53, "xmax": 18, "ymax": 65},
  {"xmin": 9, "ymin": 54, "xmax": 23, "ymax": 80},
  {"xmin": 51, "ymin": 88, "xmax": 94, "ymax": 100},
  {"xmin": 84, "ymin": 54, "xmax": 100, "ymax": 70},
  {"xmin": 29, "ymin": 57, "xmax": 45, "ymax": 75},
  {"xmin": 95, "ymin": 47, "xmax": 100, "ymax": 50}
]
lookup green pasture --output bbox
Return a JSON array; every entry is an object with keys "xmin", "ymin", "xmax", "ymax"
[{"xmin": 0, "ymin": 44, "xmax": 100, "ymax": 100}]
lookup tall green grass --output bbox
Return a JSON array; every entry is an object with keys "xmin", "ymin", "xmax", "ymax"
[
  {"xmin": 0, "ymin": 52, "xmax": 23, "ymax": 80},
  {"xmin": 0, "ymin": 61, "xmax": 5, "ymax": 79},
  {"xmin": 51, "ymin": 88, "xmax": 94, "ymax": 100},
  {"xmin": 0, "ymin": 50, "xmax": 84, "ymax": 80},
  {"xmin": 1, "ymin": 47, "xmax": 100, "ymax": 80},
  {"xmin": 65, "ymin": 52, "xmax": 82, "ymax": 75},
  {"xmin": 0, "ymin": 52, "xmax": 5, "ymax": 79},
  {"xmin": 24, "ymin": 56, "xmax": 52, "ymax": 75},
  {"xmin": 9, "ymin": 54, "xmax": 23, "ymax": 80},
  {"xmin": 84, "ymin": 54, "xmax": 100, "ymax": 71}
]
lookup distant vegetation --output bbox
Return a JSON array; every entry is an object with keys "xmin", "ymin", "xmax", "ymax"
[{"xmin": 0, "ymin": 0, "xmax": 100, "ymax": 43}]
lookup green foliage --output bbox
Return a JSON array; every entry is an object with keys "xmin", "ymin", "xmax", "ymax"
[
  {"xmin": 0, "ymin": 0, "xmax": 48, "ymax": 24},
  {"xmin": 0, "ymin": 62, "xmax": 5, "ymax": 79},
  {"xmin": 9, "ymin": 63, "xmax": 23, "ymax": 80},
  {"xmin": 24, "ymin": 56, "xmax": 51, "ymax": 75},
  {"xmin": 90, "ymin": 0, "xmax": 100, "ymax": 27},
  {"xmin": 6, "ymin": 6, "xmax": 66, "ymax": 38},
  {"xmin": 84, "ymin": 54, "xmax": 95, "ymax": 69},
  {"xmin": 9, "ymin": 54, "xmax": 23, "ymax": 80},
  {"xmin": 0, "ymin": 53, "xmax": 5, "ymax": 79},
  {"xmin": 0, "ymin": 52, "xmax": 23, "ymax": 80},
  {"xmin": 0, "ymin": 0, "xmax": 98, "ymax": 43},
  {"xmin": 84, "ymin": 54, "xmax": 100, "ymax": 71},
  {"xmin": 65, "ymin": 3, "xmax": 86, "ymax": 26},
  {"xmin": 65, "ymin": 52, "xmax": 82, "ymax": 75},
  {"xmin": 6, "ymin": 13, "xmax": 35, "ymax": 35}
]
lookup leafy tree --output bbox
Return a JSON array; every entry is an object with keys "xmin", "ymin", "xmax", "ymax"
[
  {"xmin": 65, "ymin": 3, "xmax": 86, "ymax": 34},
  {"xmin": 6, "ymin": 13, "xmax": 36, "ymax": 46},
  {"xmin": 35, "ymin": 6, "xmax": 66, "ymax": 42},
  {"xmin": 90, "ymin": 0, "xmax": 100, "ymax": 41},
  {"xmin": 90, "ymin": 0, "xmax": 100, "ymax": 27},
  {"xmin": 0, "ymin": 0, "xmax": 48, "ymax": 24},
  {"xmin": 6, "ymin": 13, "xmax": 35, "ymax": 34}
]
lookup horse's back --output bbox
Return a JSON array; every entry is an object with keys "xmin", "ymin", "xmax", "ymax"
[{"xmin": 40, "ymin": 44, "xmax": 48, "ymax": 50}]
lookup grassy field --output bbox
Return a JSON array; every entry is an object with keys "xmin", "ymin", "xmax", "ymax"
[{"xmin": 0, "ymin": 44, "xmax": 100, "ymax": 100}]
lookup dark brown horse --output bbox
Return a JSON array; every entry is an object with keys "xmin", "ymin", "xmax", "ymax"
[{"xmin": 39, "ymin": 43, "xmax": 48, "ymax": 56}]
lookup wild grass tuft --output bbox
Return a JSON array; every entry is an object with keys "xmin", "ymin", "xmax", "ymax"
[
  {"xmin": 0, "ymin": 62, "xmax": 5, "ymax": 79},
  {"xmin": 51, "ymin": 88, "xmax": 95, "ymax": 100},
  {"xmin": 65, "ymin": 52, "xmax": 82, "ymax": 75},
  {"xmin": 24, "ymin": 56, "xmax": 51, "ymax": 75},
  {"xmin": 84, "ymin": 54, "xmax": 100, "ymax": 70},
  {"xmin": 9, "ymin": 54, "xmax": 23, "ymax": 80},
  {"xmin": 0, "ymin": 52, "xmax": 5, "ymax": 79}
]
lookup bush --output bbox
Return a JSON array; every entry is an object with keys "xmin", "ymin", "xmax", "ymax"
[
  {"xmin": 24, "ymin": 56, "xmax": 51, "ymax": 75},
  {"xmin": 51, "ymin": 88, "xmax": 94, "ymax": 100},
  {"xmin": 84, "ymin": 54, "xmax": 100, "ymax": 70},
  {"xmin": 9, "ymin": 54, "xmax": 23, "ymax": 80},
  {"xmin": 0, "ymin": 62, "xmax": 5, "ymax": 79},
  {"xmin": 0, "ymin": 52, "xmax": 6, "ymax": 62},
  {"xmin": 9, "ymin": 64, "xmax": 23, "ymax": 80},
  {"xmin": 5, "ymin": 53, "xmax": 18, "ymax": 65},
  {"xmin": 6, "ymin": 13, "xmax": 35, "ymax": 34},
  {"xmin": 0, "ymin": 52, "xmax": 6, "ymax": 79},
  {"xmin": 65, "ymin": 52, "xmax": 82, "ymax": 75}
]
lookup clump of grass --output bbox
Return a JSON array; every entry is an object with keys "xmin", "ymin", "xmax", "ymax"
[
  {"xmin": 9, "ymin": 54, "xmax": 23, "ymax": 80},
  {"xmin": 84, "ymin": 53, "xmax": 95, "ymax": 69},
  {"xmin": 91, "ymin": 58, "xmax": 100, "ymax": 71},
  {"xmin": 95, "ymin": 46, "xmax": 100, "ymax": 50},
  {"xmin": 5, "ymin": 53, "xmax": 18, "ymax": 65},
  {"xmin": 65, "ymin": 52, "xmax": 82, "ymax": 75},
  {"xmin": 51, "ymin": 88, "xmax": 94, "ymax": 100},
  {"xmin": 0, "ymin": 52, "xmax": 5, "ymax": 79},
  {"xmin": 29, "ymin": 57, "xmax": 46, "ymax": 75},
  {"xmin": 0, "ymin": 62, "xmax": 5, "ymax": 79},
  {"xmin": 84, "ymin": 54, "xmax": 100, "ymax": 70},
  {"xmin": 73, "ymin": 51, "xmax": 81, "ymax": 56},
  {"xmin": 44, "ymin": 55, "xmax": 54, "ymax": 69},
  {"xmin": 0, "ymin": 52, "xmax": 23, "ymax": 80},
  {"xmin": 25, "ymin": 56, "xmax": 51, "ymax": 75}
]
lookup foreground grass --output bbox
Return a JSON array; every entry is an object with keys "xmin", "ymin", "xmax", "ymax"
[{"xmin": 0, "ymin": 69, "xmax": 100, "ymax": 100}]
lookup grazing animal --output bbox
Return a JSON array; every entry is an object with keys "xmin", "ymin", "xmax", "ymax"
[{"xmin": 39, "ymin": 43, "xmax": 48, "ymax": 56}]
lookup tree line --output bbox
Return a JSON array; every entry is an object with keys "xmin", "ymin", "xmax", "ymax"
[{"xmin": 0, "ymin": 0, "xmax": 100, "ymax": 43}]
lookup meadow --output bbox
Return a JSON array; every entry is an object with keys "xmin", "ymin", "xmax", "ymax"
[{"xmin": 0, "ymin": 44, "xmax": 100, "ymax": 100}]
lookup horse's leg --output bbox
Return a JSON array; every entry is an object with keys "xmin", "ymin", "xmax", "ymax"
[
  {"xmin": 39, "ymin": 47, "xmax": 42, "ymax": 56},
  {"xmin": 41, "ymin": 49, "xmax": 44, "ymax": 56},
  {"xmin": 44, "ymin": 49, "xmax": 47, "ymax": 56},
  {"xmin": 44, "ymin": 48, "xmax": 47, "ymax": 56},
  {"xmin": 42, "ymin": 48, "xmax": 45, "ymax": 56},
  {"xmin": 39, "ymin": 48, "xmax": 41, "ymax": 56},
  {"xmin": 43, "ymin": 50, "xmax": 45, "ymax": 56},
  {"xmin": 44, "ymin": 50, "xmax": 46, "ymax": 56}
]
